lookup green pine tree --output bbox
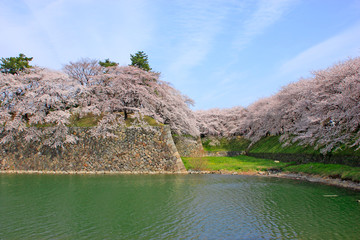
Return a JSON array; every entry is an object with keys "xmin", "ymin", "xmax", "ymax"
[
  {"xmin": 99, "ymin": 58, "xmax": 118, "ymax": 67},
  {"xmin": 130, "ymin": 51, "xmax": 152, "ymax": 71},
  {"xmin": 0, "ymin": 53, "xmax": 33, "ymax": 74}
]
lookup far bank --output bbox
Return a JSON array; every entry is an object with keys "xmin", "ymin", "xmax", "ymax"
[{"xmin": 182, "ymin": 154, "xmax": 360, "ymax": 191}]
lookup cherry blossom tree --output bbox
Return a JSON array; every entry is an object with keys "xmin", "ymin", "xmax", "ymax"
[
  {"xmin": 74, "ymin": 64, "xmax": 199, "ymax": 136},
  {"xmin": 195, "ymin": 106, "xmax": 247, "ymax": 137},
  {"xmin": 196, "ymin": 57, "xmax": 360, "ymax": 153},
  {"xmin": 0, "ymin": 67, "xmax": 83, "ymax": 147},
  {"xmin": 63, "ymin": 58, "xmax": 100, "ymax": 86},
  {"xmin": 0, "ymin": 59, "xmax": 199, "ymax": 148}
]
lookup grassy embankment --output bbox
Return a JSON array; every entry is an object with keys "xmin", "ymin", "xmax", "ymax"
[
  {"xmin": 201, "ymin": 136, "xmax": 251, "ymax": 152},
  {"xmin": 203, "ymin": 135, "xmax": 360, "ymax": 156},
  {"xmin": 248, "ymin": 135, "xmax": 360, "ymax": 156},
  {"xmin": 185, "ymin": 135, "xmax": 360, "ymax": 182},
  {"xmin": 248, "ymin": 136, "xmax": 320, "ymax": 154},
  {"xmin": 182, "ymin": 155, "xmax": 360, "ymax": 182}
]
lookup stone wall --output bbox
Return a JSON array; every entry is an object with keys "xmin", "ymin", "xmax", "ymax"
[
  {"xmin": 173, "ymin": 135, "xmax": 205, "ymax": 157},
  {"xmin": 0, "ymin": 126, "xmax": 186, "ymax": 173}
]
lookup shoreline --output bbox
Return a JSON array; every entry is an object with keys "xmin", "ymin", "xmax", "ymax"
[
  {"xmin": 0, "ymin": 170, "xmax": 188, "ymax": 175},
  {"xmin": 273, "ymin": 172, "xmax": 360, "ymax": 191},
  {"xmin": 188, "ymin": 170, "xmax": 360, "ymax": 191},
  {"xmin": 1, "ymin": 169, "xmax": 359, "ymax": 191}
]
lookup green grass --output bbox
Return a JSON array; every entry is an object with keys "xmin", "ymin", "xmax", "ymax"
[
  {"xmin": 202, "ymin": 136, "xmax": 251, "ymax": 152},
  {"xmin": 248, "ymin": 135, "xmax": 320, "ymax": 154},
  {"xmin": 27, "ymin": 113, "xmax": 104, "ymax": 128},
  {"xmin": 331, "ymin": 141, "xmax": 360, "ymax": 156},
  {"xmin": 140, "ymin": 115, "xmax": 163, "ymax": 127},
  {"xmin": 31, "ymin": 122, "xmax": 57, "ymax": 128},
  {"xmin": 68, "ymin": 113, "xmax": 103, "ymax": 127},
  {"xmin": 283, "ymin": 163, "xmax": 360, "ymax": 182},
  {"xmin": 122, "ymin": 113, "xmax": 163, "ymax": 127},
  {"xmin": 31, "ymin": 112, "xmax": 163, "ymax": 128},
  {"xmin": 182, "ymin": 155, "xmax": 291, "ymax": 172}
]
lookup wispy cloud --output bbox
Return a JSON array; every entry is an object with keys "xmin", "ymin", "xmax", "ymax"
[
  {"xmin": 185, "ymin": 0, "xmax": 298, "ymax": 107},
  {"xmin": 0, "ymin": 1, "xmax": 58, "ymax": 66},
  {"xmin": 3, "ymin": 0, "xmax": 156, "ymax": 68},
  {"xmin": 233, "ymin": 0, "xmax": 297, "ymax": 50},
  {"xmin": 166, "ymin": 0, "xmax": 234, "ymax": 75},
  {"xmin": 280, "ymin": 21, "xmax": 360, "ymax": 78}
]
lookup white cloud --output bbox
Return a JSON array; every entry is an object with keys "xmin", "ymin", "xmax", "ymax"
[{"xmin": 280, "ymin": 21, "xmax": 360, "ymax": 78}]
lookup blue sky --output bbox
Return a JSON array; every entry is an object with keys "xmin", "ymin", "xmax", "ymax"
[{"xmin": 1, "ymin": 0, "xmax": 360, "ymax": 110}]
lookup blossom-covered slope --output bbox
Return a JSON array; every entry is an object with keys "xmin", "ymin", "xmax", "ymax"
[{"xmin": 196, "ymin": 57, "xmax": 360, "ymax": 153}]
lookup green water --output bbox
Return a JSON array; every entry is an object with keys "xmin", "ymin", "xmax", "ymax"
[{"xmin": 0, "ymin": 174, "xmax": 359, "ymax": 239}]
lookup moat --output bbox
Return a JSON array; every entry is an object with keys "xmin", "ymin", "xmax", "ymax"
[{"xmin": 0, "ymin": 174, "xmax": 359, "ymax": 239}]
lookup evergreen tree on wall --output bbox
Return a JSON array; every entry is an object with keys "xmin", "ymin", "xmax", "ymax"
[
  {"xmin": 130, "ymin": 51, "xmax": 152, "ymax": 71},
  {"xmin": 0, "ymin": 53, "xmax": 33, "ymax": 74},
  {"xmin": 99, "ymin": 58, "xmax": 118, "ymax": 67}
]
